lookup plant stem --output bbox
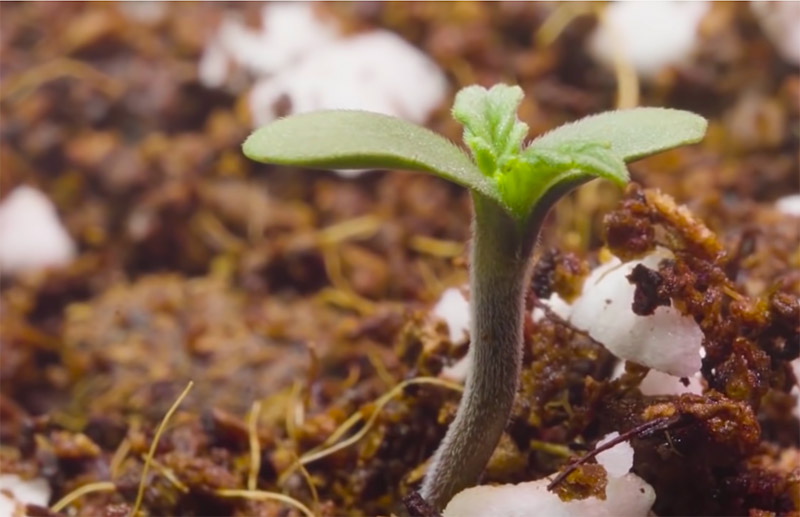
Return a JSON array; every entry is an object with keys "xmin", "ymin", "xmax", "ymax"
[{"xmin": 420, "ymin": 195, "xmax": 540, "ymax": 510}]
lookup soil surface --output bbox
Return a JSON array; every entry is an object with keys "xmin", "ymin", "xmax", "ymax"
[{"xmin": 0, "ymin": 3, "xmax": 798, "ymax": 516}]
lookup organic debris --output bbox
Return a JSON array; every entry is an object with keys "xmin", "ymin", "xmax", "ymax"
[{"xmin": 0, "ymin": 3, "xmax": 797, "ymax": 516}]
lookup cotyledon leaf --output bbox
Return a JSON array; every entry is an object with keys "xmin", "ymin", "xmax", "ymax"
[
  {"xmin": 528, "ymin": 107, "xmax": 707, "ymax": 162},
  {"xmin": 243, "ymin": 110, "xmax": 501, "ymax": 204}
]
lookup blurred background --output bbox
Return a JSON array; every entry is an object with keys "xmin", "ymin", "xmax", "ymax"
[{"xmin": 1, "ymin": 2, "xmax": 797, "ymax": 277}]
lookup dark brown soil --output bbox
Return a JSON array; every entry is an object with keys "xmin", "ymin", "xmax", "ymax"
[{"xmin": 1, "ymin": 3, "xmax": 797, "ymax": 516}]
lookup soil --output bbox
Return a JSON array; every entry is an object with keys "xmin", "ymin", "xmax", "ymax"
[{"xmin": 0, "ymin": 3, "xmax": 797, "ymax": 516}]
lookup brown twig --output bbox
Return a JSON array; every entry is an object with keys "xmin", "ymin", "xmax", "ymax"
[{"xmin": 547, "ymin": 414, "xmax": 680, "ymax": 491}]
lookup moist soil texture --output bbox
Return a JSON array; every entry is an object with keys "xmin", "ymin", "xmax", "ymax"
[{"xmin": 0, "ymin": 3, "xmax": 798, "ymax": 516}]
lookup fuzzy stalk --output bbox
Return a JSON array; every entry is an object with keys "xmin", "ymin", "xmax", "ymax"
[{"xmin": 420, "ymin": 194, "xmax": 540, "ymax": 510}]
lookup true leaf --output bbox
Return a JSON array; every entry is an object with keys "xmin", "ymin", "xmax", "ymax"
[
  {"xmin": 452, "ymin": 84, "xmax": 529, "ymax": 177},
  {"xmin": 522, "ymin": 141, "xmax": 629, "ymax": 188},
  {"xmin": 497, "ymin": 142, "xmax": 628, "ymax": 217}
]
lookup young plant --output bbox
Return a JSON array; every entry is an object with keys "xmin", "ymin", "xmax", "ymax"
[{"xmin": 242, "ymin": 84, "xmax": 706, "ymax": 509}]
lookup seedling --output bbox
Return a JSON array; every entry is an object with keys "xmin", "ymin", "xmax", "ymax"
[{"xmin": 243, "ymin": 84, "xmax": 706, "ymax": 509}]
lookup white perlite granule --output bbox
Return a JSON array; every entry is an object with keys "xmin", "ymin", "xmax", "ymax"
[
  {"xmin": 0, "ymin": 186, "xmax": 76, "ymax": 276},
  {"xmin": 588, "ymin": 1, "xmax": 710, "ymax": 80},
  {"xmin": 0, "ymin": 474, "xmax": 51, "ymax": 517},
  {"xmin": 199, "ymin": 3, "xmax": 448, "ymax": 178},
  {"xmin": 538, "ymin": 248, "xmax": 704, "ymax": 377}
]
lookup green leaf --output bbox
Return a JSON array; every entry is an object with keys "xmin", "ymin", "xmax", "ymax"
[
  {"xmin": 497, "ymin": 142, "xmax": 629, "ymax": 217},
  {"xmin": 243, "ymin": 110, "xmax": 498, "ymax": 202},
  {"xmin": 524, "ymin": 141, "xmax": 629, "ymax": 187},
  {"xmin": 452, "ymin": 84, "xmax": 529, "ymax": 177},
  {"xmin": 528, "ymin": 107, "xmax": 707, "ymax": 162}
]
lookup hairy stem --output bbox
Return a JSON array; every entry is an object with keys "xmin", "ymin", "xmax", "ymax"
[{"xmin": 420, "ymin": 195, "xmax": 540, "ymax": 509}]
